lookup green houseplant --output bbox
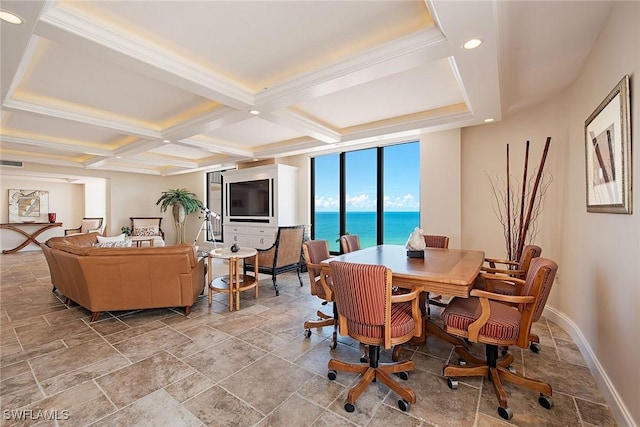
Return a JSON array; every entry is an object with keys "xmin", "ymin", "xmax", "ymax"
[{"xmin": 156, "ymin": 188, "xmax": 203, "ymax": 244}]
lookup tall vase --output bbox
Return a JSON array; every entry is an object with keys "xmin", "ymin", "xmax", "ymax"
[{"xmin": 172, "ymin": 203, "xmax": 187, "ymax": 244}]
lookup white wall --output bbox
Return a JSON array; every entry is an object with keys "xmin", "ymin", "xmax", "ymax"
[
  {"xmin": 0, "ymin": 177, "xmax": 83, "ymax": 251},
  {"xmin": 0, "ymin": 165, "xmax": 208, "ymax": 247},
  {"xmin": 420, "ymin": 129, "xmax": 462, "ymax": 248},
  {"xmin": 462, "ymin": 3, "xmax": 639, "ymax": 425}
]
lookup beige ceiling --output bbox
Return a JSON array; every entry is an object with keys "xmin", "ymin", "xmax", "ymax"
[{"xmin": 0, "ymin": 1, "xmax": 612, "ymax": 176}]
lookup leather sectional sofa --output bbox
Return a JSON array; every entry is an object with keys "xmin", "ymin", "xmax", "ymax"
[{"xmin": 42, "ymin": 232, "xmax": 205, "ymax": 321}]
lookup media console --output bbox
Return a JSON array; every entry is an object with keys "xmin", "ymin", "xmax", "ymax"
[{"xmin": 222, "ymin": 164, "xmax": 299, "ymax": 249}]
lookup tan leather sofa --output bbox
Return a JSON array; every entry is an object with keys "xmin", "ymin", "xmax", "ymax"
[{"xmin": 42, "ymin": 232, "xmax": 205, "ymax": 321}]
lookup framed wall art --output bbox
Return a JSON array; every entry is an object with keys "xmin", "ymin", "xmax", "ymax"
[
  {"xmin": 585, "ymin": 75, "xmax": 632, "ymax": 214},
  {"xmin": 8, "ymin": 189, "xmax": 49, "ymax": 223}
]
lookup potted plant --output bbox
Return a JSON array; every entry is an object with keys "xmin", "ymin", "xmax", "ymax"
[
  {"xmin": 121, "ymin": 225, "xmax": 132, "ymax": 236},
  {"xmin": 156, "ymin": 188, "xmax": 203, "ymax": 244}
]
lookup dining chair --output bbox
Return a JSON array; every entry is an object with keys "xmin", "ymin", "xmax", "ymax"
[
  {"xmin": 474, "ymin": 244, "xmax": 543, "ymax": 352},
  {"xmin": 441, "ymin": 257, "xmax": 558, "ymax": 420},
  {"xmin": 339, "ymin": 234, "xmax": 361, "ymax": 253},
  {"xmin": 64, "ymin": 218, "xmax": 104, "ymax": 235},
  {"xmin": 422, "ymin": 234, "xmax": 451, "ymax": 314},
  {"xmin": 327, "ymin": 261, "xmax": 422, "ymax": 413},
  {"xmin": 302, "ymin": 240, "xmax": 337, "ymax": 348}
]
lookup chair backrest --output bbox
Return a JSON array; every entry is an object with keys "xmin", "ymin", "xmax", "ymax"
[
  {"xmin": 81, "ymin": 218, "xmax": 103, "ymax": 234},
  {"xmin": 523, "ymin": 257, "xmax": 557, "ymax": 322},
  {"xmin": 130, "ymin": 217, "xmax": 165, "ymax": 238},
  {"xmin": 330, "ymin": 261, "xmax": 392, "ymax": 346},
  {"xmin": 518, "ymin": 245, "xmax": 542, "ymax": 272},
  {"xmin": 303, "ymin": 240, "xmax": 331, "ymax": 298},
  {"xmin": 423, "ymin": 235, "xmax": 449, "ymax": 249},
  {"xmin": 340, "ymin": 234, "xmax": 361, "ymax": 253},
  {"xmin": 274, "ymin": 225, "xmax": 305, "ymax": 268},
  {"xmin": 302, "ymin": 240, "xmax": 330, "ymax": 279}
]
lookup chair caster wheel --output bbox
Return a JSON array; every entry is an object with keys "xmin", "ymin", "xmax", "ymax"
[
  {"xmin": 507, "ymin": 365, "xmax": 516, "ymax": 374},
  {"xmin": 397, "ymin": 371, "xmax": 409, "ymax": 381},
  {"xmin": 538, "ymin": 394, "xmax": 553, "ymax": 409},
  {"xmin": 360, "ymin": 355, "xmax": 368, "ymax": 363},
  {"xmin": 501, "ymin": 348, "xmax": 509, "ymax": 356},
  {"xmin": 344, "ymin": 403, "xmax": 355, "ymax": 413},
  {"xmin": 447, "ymin": 378, "xmax": 458, "ymax": 389},
  {"xmin": 398, "ymin": 399, "xmax": 410, "ymax": 412},
  {"xmin": 498, "ymin": 406, "xmax": 513, "ymax": 420},
  {"xmin": 530, "ymin": 342, "xmax": 541, "ymax": 353},
  {"xmin": 327, "ymin": 370, "xmax": 337, "ymax": 381},
  {"xmin": 457, "ymin": 358, "xmax": 467, "ymax": 366},
  {"xmin": 330, "ymin": 340, "xmax": 337, "ymax": 349},
  {"xmin": 305, "ymin": 329, "xmax": 311, "ymax": 338}
]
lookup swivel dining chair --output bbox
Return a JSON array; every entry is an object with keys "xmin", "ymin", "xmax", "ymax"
[
  {"xmin": 422, "ymin": 234, "xmax": 450, "ymax": 314},
  {"xmin": 302, "ymin": 240, "xmax": 337, "ymax": 349},
  {"xmin": 474, "ymin": 244, "xmax": 543, "ymax": 352},
  {"xmin": 327, "ymin": 261, "xmax": 422, "ymax": 413},
  {"xmin": 339, "ymin": 234, "xmax": 361, "ymax": 253},
  {"xmin": 441, "ymin": 257, "xmax": 557, "ymax": 420}
]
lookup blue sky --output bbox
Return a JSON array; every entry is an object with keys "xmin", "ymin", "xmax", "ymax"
[{"xmin": 314, "ymin": 141, "xmax": 420, "ymax": 212}]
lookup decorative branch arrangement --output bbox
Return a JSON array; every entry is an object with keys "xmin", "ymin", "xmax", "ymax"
[{"xmin": 486, "ymin": 137, "xmax": 552, "ymax": 261}]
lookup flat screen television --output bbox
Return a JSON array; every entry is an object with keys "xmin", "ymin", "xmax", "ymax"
[{"xmin": 228, "ymin": 179, "xmax": 271, "ymax": 219}]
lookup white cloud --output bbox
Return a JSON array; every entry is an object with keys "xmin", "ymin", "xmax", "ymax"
[
  {"xmin": 346, "ymin": 193, "xmax": 376, "ymax": 210},
  {"xmin": 384, "ymin": 194, "xmax": 419, "ymax": 210}
]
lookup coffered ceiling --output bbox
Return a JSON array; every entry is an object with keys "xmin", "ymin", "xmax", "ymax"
[{"xmin": 0, "ymin": 1, "xmax": 612, "ymax": 176}]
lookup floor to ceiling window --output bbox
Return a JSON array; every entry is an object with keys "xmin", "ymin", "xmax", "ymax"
[{"xmin": 312, "ymin": 141, "xmax": 420, "ymax": 253}]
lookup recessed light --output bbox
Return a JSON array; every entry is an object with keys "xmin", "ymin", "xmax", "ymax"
[
  {"xmin": 0, "ymin": 10, "xmax": 24, "ymax": 24},
  {"xmin": 484, "ymin": 118, "xmax": 495, "ymax": 123},
  {"xmin": 252, "ymin": 158, "xmax": 259, "ymax": 162},
  {"xmin": 162, "ymin": 139, "xmax": 171, "ymax": 143},
  {"xmin": 463, "ymin": 38, "xmax": 483, "ymax": 50},
  {"xmin": 249, "ymin": 109, "xmax": 260, "ymax": 115}
]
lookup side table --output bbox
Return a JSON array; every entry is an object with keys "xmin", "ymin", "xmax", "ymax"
[
  {"xmin": 0, "ymin": 222, "xmax": 62, "ymax": 254},
  {"xmin": 207, "ymin": 247, "xmax": 258, "ymax": 311}
]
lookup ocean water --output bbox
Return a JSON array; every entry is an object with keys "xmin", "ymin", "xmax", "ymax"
[{"xmin": 314, "ymin": 211, "xmax": 420, "ymax": 252}]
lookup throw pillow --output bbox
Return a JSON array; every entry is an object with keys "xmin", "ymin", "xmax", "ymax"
[
  {"xmin": 133, "ymin": 226, "xmax": 158, "ymax": 237},
  {"xmin": 93, "ymin": 240, "xmax": 132, "ymax": 248},
  {"xmin": 97, "ymin": 234, "xmax": 126, "ymax": 243}
]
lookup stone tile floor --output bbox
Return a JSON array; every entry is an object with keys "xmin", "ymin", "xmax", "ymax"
[{"xmin": 0, "ymin": 251, "xmax": 617, "ymax": 426}]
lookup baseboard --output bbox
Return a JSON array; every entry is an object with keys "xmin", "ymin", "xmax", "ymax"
[{"xmin": 543, "ymin": 305, "xmax": 636, "ymax": 427}]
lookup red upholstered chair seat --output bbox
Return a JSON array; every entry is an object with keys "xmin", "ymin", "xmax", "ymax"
[
  {"xmin": 442, "ymin": 297, "xmax": 522, "ymax": 342},
  {"xmin": 346, "ymin": 302, "xmax": 416, "ymax": 340}
]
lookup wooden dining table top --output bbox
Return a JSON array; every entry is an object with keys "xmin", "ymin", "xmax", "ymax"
[{"xmin": 322, "ymin": 245, "xmax": 485, "ymax": 298}]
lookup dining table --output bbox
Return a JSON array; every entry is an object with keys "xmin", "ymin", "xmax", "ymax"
[{"xmin": 322, "ymin": 244, "xmax": 485, "ymax": 347}]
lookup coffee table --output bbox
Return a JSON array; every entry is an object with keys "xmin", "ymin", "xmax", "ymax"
[
  {"xmin": 128, "ymin": 236, "xmax": 154, "ymax": 247},
  {"xmin": 207, "ymin": 247, "xmax": 258, "ymax": 311}
]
